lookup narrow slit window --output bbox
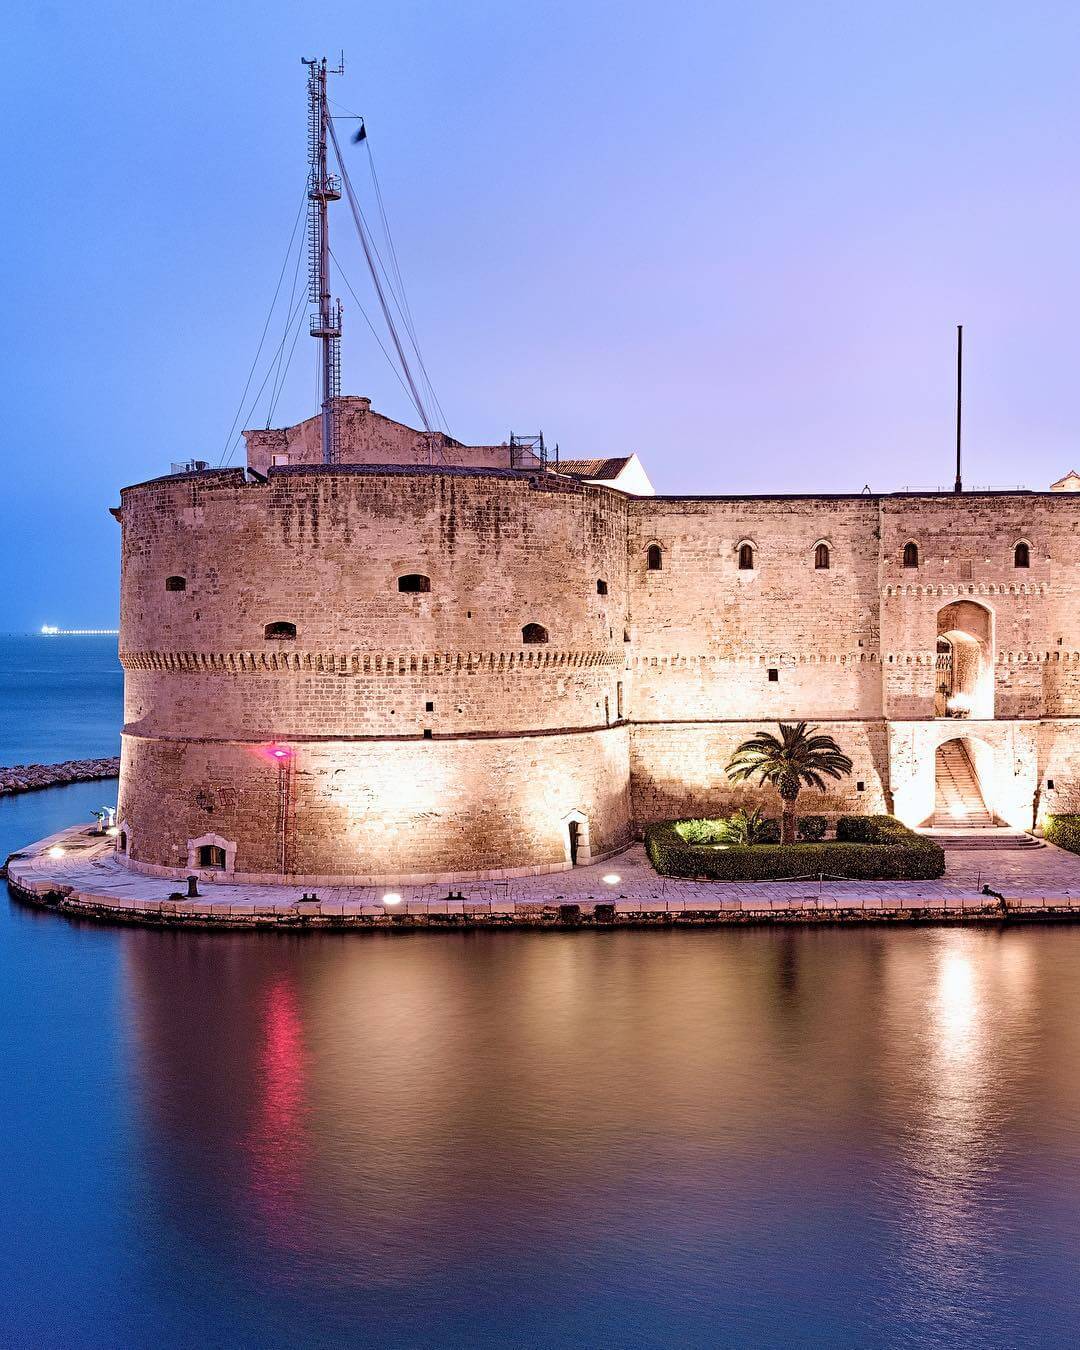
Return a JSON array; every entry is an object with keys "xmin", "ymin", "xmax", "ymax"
[
  {"xmin": 903, "ymin": 542, "xmax": 919, "ymax": 568},
  {"xmin": 738, "ymin": 543, "xmax": 755, "ymax": 570},
  {"xmin": 767, "ymin": 667, "xmax": 779, "ymax": 682},
  {"xmin": 165, "ymin": 576, "xmax": 186, "ymax": 592},
  {"xmin": 814, "ymin": 543, "xmax": 830, "ymax": 570},
  {"xmin": 646, "ymin": 544, "xmax": 663, "ymax": 571},
  {"xmin": 522, "ymin": 623, "xmax": 548, "ymax": 645},
  {"xmin": 1014, "ymin": 542, "xmax": 1030, "ymax": 569},
  {"xmin": 264, "ymin": 621, "xmax": 297, "ymax": 640},
  {"xmin": 597, "ymin": 579, "xmax": 608, "ymax": 595},
  {"xmin": 398, "ymin": 573, "xmax": 431, "ymax": 593}
]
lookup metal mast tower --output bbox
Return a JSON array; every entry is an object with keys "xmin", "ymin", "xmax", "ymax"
[{"xmin": 303, "ymin": 56, "xmax": 344, "ymax": 464}]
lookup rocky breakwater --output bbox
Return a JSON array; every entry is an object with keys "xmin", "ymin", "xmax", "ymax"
[{"xmin": 0, "ymin": 757, "xmax": 120, "ymax": 795}]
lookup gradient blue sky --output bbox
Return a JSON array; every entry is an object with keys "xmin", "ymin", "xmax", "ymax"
[{"xmin": 4, "ymin": 1, "xmax": 1079, "ymax": 630}]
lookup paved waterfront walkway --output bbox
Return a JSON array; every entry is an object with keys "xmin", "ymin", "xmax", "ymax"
[{"xmin": 8, "ymin": 821, "xmax": 1080, "ymax": 927}]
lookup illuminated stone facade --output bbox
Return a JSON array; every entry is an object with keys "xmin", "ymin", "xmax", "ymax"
[{"xmin": 112, "ymin": 405, "xmax": 1080, "ymax": 882}]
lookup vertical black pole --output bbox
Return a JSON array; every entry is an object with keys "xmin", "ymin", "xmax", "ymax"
[{"xmin": 954, "ymin": 324, "xmax": 963, "ymax": 493}]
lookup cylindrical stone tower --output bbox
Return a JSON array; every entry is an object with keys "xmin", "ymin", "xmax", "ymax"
[{"xmin": 115, "ymin": 464, "xmax": 632, "ymax": 883}]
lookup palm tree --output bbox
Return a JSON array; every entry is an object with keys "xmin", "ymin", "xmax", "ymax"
[{"xmin": 725, "ymin": 721, "xmax": 854, "ymax": 845}]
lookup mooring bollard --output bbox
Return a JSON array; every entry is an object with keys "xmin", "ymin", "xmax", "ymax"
[{"xmin": 186, "ymin": 875, "xmax": 199, "ymax": 898}]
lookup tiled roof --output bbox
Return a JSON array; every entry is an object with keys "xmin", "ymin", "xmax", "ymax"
[{"xmin": 556, "ymin": 457, "xmax": 633, "ymax": 480}]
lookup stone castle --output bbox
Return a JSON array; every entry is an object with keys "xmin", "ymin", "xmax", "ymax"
[{"xmin": 112, "ymin": 394, "xmax": 1080, "ymax": 883}]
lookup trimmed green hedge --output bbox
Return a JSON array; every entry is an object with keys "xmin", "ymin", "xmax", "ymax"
[
  {"xmin": 1044, "ymin": 814, "xmax": 1080, "ymax": 854},
  {"xmin": 645, "ymin": 814, "xmax": 945, "ymax": 881}
]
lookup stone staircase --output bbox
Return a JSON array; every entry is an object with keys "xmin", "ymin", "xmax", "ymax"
[
  {"xmin": 927, "ymin": 829, "xmax": 1044, "ymax": 851},
  {"xmin": 933, "ymin": 741, "xmax": 994, "ymax": 827}
]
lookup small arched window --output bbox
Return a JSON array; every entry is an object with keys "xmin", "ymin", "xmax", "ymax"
[
  {"xmin": 264, "ymin": 621, "xmax": 297, "ymax": 640},
  {"xmin": 646, "ymin": 544, "xmax": 663, "ymax": 571},
  {"xmin": 596, "ymin": 579, "xmax": 608, "ymax": 595},
  {"xmin": 197, "ymin": 844, "xmax": 226, "ymax": 870},
  {"xmin": 522, "ymin": 623, "xmax": 549, "ymax": 645},
  {"xmin": 165, "ymin": 575, "xmax": 186, "ymax": 592},
  {"xmin": 814, "ymin": 543, "xmax": 830, "ymax": 570},
  {"xmin": 1014, "ymin": 541, "xmax": 1030, "ymax": 569},
  {"xmin": 398, "ymin": 573, "xmax": 431, "ymax": 593},
  {"xmin": 903, "ymin": 542, "xmax": 919, "ymax": 569},
  {"xmin": 738, "ymin": 543, "xmax": 755, "ymax": 571}
]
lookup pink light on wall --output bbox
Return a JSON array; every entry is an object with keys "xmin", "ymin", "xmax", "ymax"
[{"xmin": 252, "ymin": 743, "xmax": 294, "ymax": 764}]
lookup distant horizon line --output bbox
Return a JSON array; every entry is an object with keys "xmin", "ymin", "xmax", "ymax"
[{"xmin": 37, "ymin": 626, "xmax": 119, "ymax": 637}]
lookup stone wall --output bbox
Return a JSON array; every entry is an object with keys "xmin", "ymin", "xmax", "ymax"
[
  {"xmin": 118, "ymin": 726, "xmax": 630, "ymax": 883},
  {"xmin": 114, "ymin": 458, "xmax": 1080, "ymax": 879},
  {"xmin": 243, "ymin": 397, "xmax": 525, "ymax": 476},
  {"xmin": 116, "ymin": 464, "xmax": 631, "ymax": 880},
  {"xmin": 630, "ymin": 720, "xmax": 890, "ymax": 825}
]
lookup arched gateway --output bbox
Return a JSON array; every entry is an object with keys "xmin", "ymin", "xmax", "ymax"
[{"xmin": 935, "ymin": 600, "xmax": 994, "ymax": 719}]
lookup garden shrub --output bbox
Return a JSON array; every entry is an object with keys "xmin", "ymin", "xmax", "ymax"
[
  {"xmin": 1044, "ymin": 814, "xmax": 1080, "ymax": 855},
  {"xmin": 645, "ymin": 814, "xmax": 944, "ymax": 882},
  {"xmin": 674, "ymin": 818, "xmax": 726, "ymax": 845},
  {"xmin": 674, "ymin": 809, "xmax": 774, "ymax": 846},
  {"xmin": 797, "ymin": 815, "xmax": 827, "ymax": 842},
  {"xmin": 835, "ymin": 815, "xmax": 879, "ymax": 843}
]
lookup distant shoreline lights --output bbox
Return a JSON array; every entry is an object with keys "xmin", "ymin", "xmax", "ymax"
[{"xmin": 39, "ymin": 625, "xmax": 119, "ymax": 636}]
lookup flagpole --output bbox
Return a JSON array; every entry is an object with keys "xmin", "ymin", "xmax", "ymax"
[{"xmin": 954, "ymin": 324, "xmax": 963, "ymax": 494}]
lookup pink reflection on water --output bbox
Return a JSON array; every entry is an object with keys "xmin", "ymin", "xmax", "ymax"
[{"xmin": 243, "ymin": 978, "xmax": 308, "ymax": 1253}]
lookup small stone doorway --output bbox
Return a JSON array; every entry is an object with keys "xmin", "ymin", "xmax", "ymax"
[
  {"xmin": 563, "ymin": 811, "xmax": 592, "ymax": 867},
  {"xmin": 569, "ymin": 821, "xmax": 581, "ymax": 865}
]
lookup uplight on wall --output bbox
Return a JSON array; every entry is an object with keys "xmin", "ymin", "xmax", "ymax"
[
  {"xmin": 382, "ymin": 892, "xmax": 402, "ymax": 906},
  {"xmin": 602, "ymin": 874, "xmax": 621, "ymax": 885},
  {"xmin": 47, "ymin": 846, "xmax": 65, "ymax": 859}
]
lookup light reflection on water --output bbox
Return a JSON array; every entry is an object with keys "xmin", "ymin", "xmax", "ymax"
[
  {"xmin": 90, "ymin": 925, "xmax": 1080, "ymax": 1346},
  {"xmin": 0, "ymin": 776, "xmax": 1077, "ymax": 1348}
]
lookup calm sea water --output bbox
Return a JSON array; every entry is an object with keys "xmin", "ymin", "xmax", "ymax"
[
  {"xmin": 2, "ymin": 639, "xmax": 1080, "ymax": 1346},
  {"xmin": 0, "ymin": 634, "xmax": 121, "ymax": 763}
]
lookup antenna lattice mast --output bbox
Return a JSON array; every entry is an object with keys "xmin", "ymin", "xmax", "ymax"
[{"xmin": 303, "ymin": 56, "xmax": 344, "ymax": 464}]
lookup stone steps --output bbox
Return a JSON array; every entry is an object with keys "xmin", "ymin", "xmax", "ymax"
[
  {"xmin": 934, "ymin": 741, "xmax": 993, "ymax": 826},
  {"xmin": 929, "ymin": 831, "xmax": 1045, "ymax": 851}
]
